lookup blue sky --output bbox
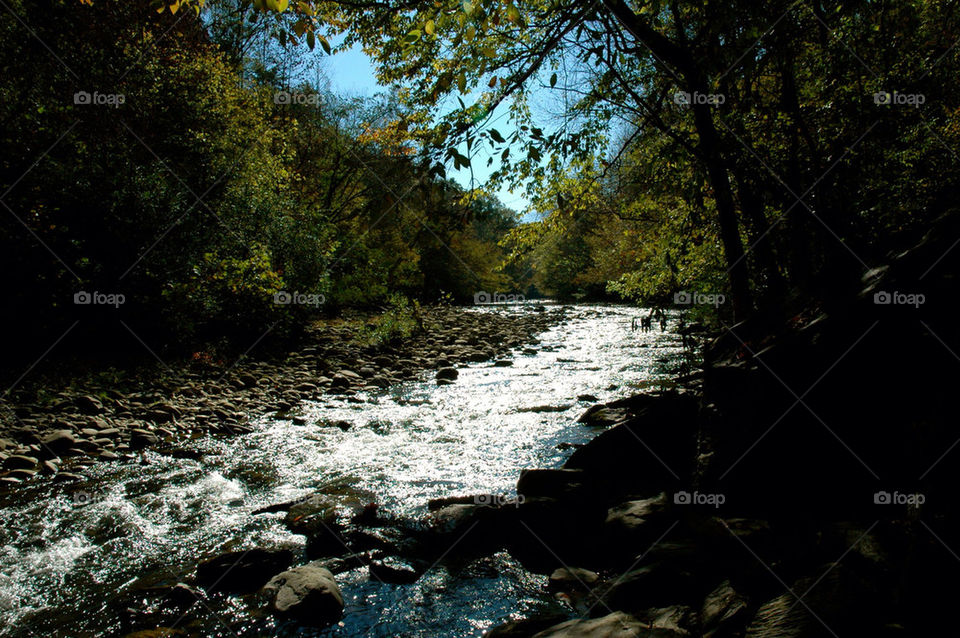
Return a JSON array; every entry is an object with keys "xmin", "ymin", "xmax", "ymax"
[{"xmin": 319, "ymin": 42, "xmax": 535, "ymax": 217}]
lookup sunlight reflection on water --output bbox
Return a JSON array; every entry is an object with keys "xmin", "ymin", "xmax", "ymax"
[{"xmin": 0, "ymin": 304, "xmax": 684, "ymax": 637}]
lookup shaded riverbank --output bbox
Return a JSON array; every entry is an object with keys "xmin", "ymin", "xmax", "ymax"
[{"xmin": 481, "ymin": 216, "xmax": 960, "ymax": 637}]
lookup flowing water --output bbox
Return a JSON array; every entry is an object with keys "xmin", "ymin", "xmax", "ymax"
[{"xmin": 0, "ymin": 304, "xmax": 686, "ymax": 637}]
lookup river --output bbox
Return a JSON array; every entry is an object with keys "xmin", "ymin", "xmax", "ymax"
[{"xmin": 0, "ymin": 304, "xmax": 685, "ymax": 637}]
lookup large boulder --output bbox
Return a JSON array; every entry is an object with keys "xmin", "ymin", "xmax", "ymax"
[
  {"xmin": 426, "ymin": 502, "xmax": 512, "ymax": 557},
  {"xmin": 484, "ymin": 614, "xmax": 571, "ymax": 637},
  {"xmin": 195, "ymin": 547, "xmax": 294, "ymax": 594},
  {"xmin": 517, "ymin": 469, "xmax": 593, "ymax": 501},
  {"xmin": 745, "ymin": 563, "xmax": 881, "ymax": 637},
  {"xmin": 281, "ymin": 491, "xmax": 374, "ymax": 559},
  {"xmin": 507, "ymin": 495, "xmax": 608, "ymax": 573},
  {"xmin": 564, "ymin": 394, "xmax": 698, "ymax": 499},
  {"xmin": 603, "ymin": 493, "xmax": 671, "ymax": 549},
  {"xmin": 531, "ymin": 611, "xmax": 681, "ymax": 637},
  {"xmin": 593, "ymin": 562, "xmax": 700, "ymax": 614},
  {"xmin": 262, "ymin": 563, "xmax": 343, "ymax": 628},
  {"xmin": 700, "ymin": 581, "xmax": 749, "ymax": 638}
]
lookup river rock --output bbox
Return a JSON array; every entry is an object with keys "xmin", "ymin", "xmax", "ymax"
[
  {"xmin": 3, "ymin": 454, "xmax": 38, "ymax": 470},
  {"xmin": 262, "ymin": 563, "xmax": 343, "ymax": 627},
  {"xmin": 7, "ymin": 468, "xmax": 37, "ymax": 480},
  {"xmin": 75, "ymin": 395, "xmax": 105, "ymax": 415},
  {"xmin": 643, "ymin": 605, "xmax": 695, "ymax": 637},
  {"xmin": 196, "ymin": 547, "xmax": 295, "ymax": 593},
  {"xmin": 508, "ymin": 496, "xmax": 607, "ymax": 572},
  {"xmin": 484, "ymin": 614, "xmax": 571, "ymax": 637},
  {"xmin": 602, "ymin": 493, "xmax": 672, "ymax": 557},
  {"xmin": 701, "ymin": 580, "xmax": 749, "ymax": 638},
  {"xmin": 369, "ymin": 556, "xmax": 421, "ymax": 583},
  {"xmin": 517, "ymin": 469, "xmax": 591, "ymax": 500},
  {"xmin": 594, "ymin": 562, "xmax": 699, "ymax": 613},
  {"xmin": 576, "ymin": 405, "xmax": 628, "ymax": 427},
  {"xmin": 745, "ymin": 563, "xmax": 878, "ymax": 637},
  {"xmin": 548, "ymin": 567, "xmax": 599, "ymax": 592},
  {"xmin": 129, "ymin": 429, "xmax": 159, "ymax": 450},
  {"xmin": 145, "ymin": 408, "xmax": 176, "ymax": 424},
  {"xmin": 39, "ymin": 430, "xmax": 76, "ymax": 456},
  {"xmin": 330, "ymin": 375, "xmax": 352, "ymax": 389},
  {"xmin": 284, "ymin": 493, "xmax": 345, "ymax": 535},
  {"xmin": 428, "ymin": 503, "xmax": 512, "ymax": 556},
  {"xmin": 436, "ymin": 367, "xmax": 459, "ymax": 381},
  {"xmin": 564, "ymin": 394, "xmax": 698, "ymax": 498},
  {"xmin": 530, "ymin": 611, "xmax": 665, "ymax": 637}
]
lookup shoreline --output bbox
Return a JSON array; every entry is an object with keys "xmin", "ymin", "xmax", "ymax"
[{"xmin": 0, "ymin": 305, "xmax": 567, "ymax": 487}]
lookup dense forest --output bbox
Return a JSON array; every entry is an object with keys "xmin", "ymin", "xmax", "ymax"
[
  {"xmin": 2, "ymin": 1, "xmax": 960, "ymax": 637},
  {"xmin": 6, "ymin": 0, "xmax": 957, "ymax": 364},
  {"xmin": 1, "ymin": 0, "xmax": 533, "ymax": 360}
]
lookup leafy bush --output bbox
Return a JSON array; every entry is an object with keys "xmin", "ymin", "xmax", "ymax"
[{"xmin": 356, "ymin": 294, "xmax": 425, "ymax": 346}]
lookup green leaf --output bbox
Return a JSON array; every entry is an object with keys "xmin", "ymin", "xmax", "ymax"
[
  {"xmin": 550, "ymin": 72, "xmax": 557, "ymax": 87},
  {"xmin": 489, "ymin": 128, "xmax": 505, "ymax": 143},
  {"xmin": 318, "ymin": 34, "xmax": 331, "ymax": 54},
  {"xmin": 306, "ymin": 30, "xmax": 315, "ymax": 50},
  {"xmin": 425, "ymin": 19, "xmax": 435, "ymax": 35}
]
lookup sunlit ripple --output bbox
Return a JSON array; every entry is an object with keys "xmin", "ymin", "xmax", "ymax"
[{"xmin": 0, "ymin": 304, "xmax": 683, "ymax": 637}]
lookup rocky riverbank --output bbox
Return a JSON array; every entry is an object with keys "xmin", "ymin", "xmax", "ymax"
[
  {"xmin": 473, "ymin": 214, "xmax": 960, "ymax": 636},
  {"xmin": 148, "ymin": 213, "xmax": 960, "ymax": 637},
  {"xmin": 0, "ymin": 305, "xmax": 565, "ymax": 487}
]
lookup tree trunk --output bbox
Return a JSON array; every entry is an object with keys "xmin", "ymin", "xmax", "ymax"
[
  {"xmin": 601, "ymin": 0, "xmax": 753, "ymax": 318},
  {"xmin": 690, "ymin": 87, "xmax": 753, "ymax": 318}
]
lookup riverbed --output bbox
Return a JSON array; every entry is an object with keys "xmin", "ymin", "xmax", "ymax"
[{"xmin": 0, "ymin": 304, "xmax": 684, "ymax": 637}]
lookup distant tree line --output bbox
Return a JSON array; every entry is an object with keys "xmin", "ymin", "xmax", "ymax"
[{"xmin": 0, "ymin": 0, "xmax": 524, "ymax": 362}]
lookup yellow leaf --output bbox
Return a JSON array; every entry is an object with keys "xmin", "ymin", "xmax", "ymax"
[{"xmin": 425, "ymin": 19, "xmax": 435, "ymax": 35}]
